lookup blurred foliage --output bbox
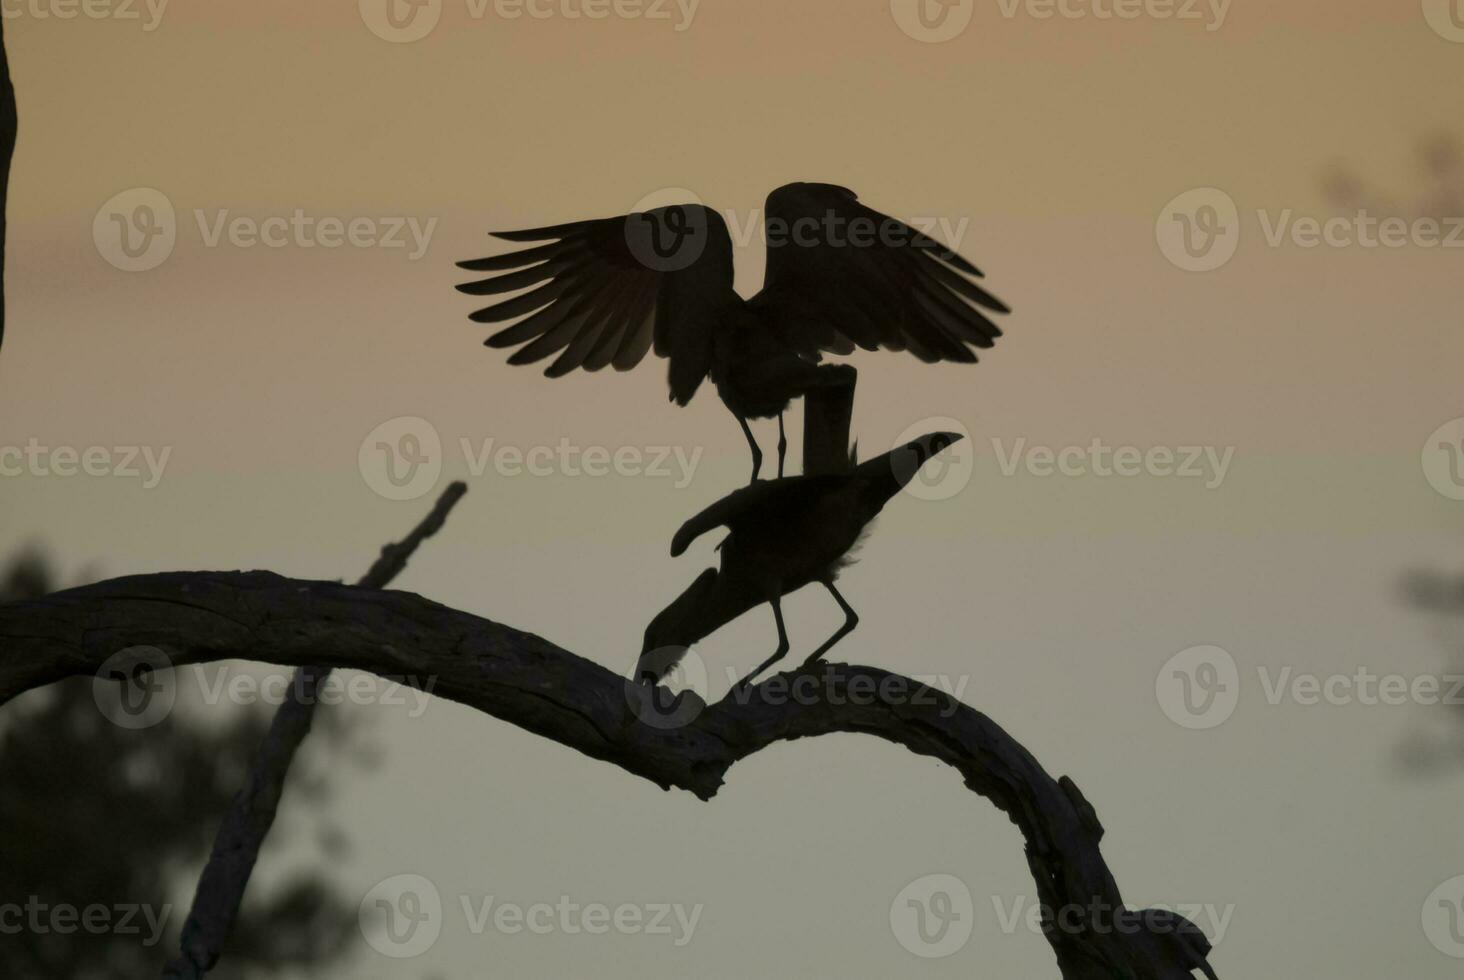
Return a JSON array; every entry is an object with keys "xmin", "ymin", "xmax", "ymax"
[
  {"xmin": 1398, "ymin": 568, "xmax": 1464, "ymax": 775},
  {"xmin": 0, "ymin": 549, "xmax": 368, "ymax": 979},
  {"xmin": 1323, "ymin": 132, "xmax": 1463, "ymax": 220}
]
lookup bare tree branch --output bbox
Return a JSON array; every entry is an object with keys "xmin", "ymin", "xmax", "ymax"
[
  {"xmin": 161, "ymin": 482, "xmax": 468, "ymax": 980},
  {"xmin": 2, "ymin": 570, "xmax": 1217, "ymax": 979}
]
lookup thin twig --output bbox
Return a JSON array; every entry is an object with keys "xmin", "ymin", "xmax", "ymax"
[{"xmin": 160, "ymin": 482, "xmax": 468, "ymax": 980}]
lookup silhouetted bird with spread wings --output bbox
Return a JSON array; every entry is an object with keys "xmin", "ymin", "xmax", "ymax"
[
  {"xmin": 634, "ymin": 431, "xmax": 962, "ymax": 688},
  {"xmin": 456, "ymin": 183, "xmax": 1008, "ymax": 482}
]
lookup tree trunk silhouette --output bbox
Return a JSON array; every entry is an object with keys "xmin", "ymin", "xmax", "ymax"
[{"xmin": 1, "ymin": 15, "xmax": 17, "ymax": 352}]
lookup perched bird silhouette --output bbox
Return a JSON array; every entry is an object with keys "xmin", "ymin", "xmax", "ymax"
[
  {"xmin": 634, "ymin": 431, "xmax": 962, "ymax": 688},
  {"xmin": 456, "ymin": 183, "xmax": 1008, "ymax": 482}
]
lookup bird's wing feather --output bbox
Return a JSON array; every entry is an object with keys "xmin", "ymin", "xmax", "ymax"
[
  {"xmin": 750, "ymin": 182, "xmax": 1009, "ymax": 364},
  {"xmin": 668, "ymin": 481, "xmax": 786, "ymax": 557},
  {"xmin": 668, "ymin": 478, "xmax": 833, "ymax": 556},
  {"xmin": 456, "ymin": 204, "xmax": 739, "ymax": 405}
]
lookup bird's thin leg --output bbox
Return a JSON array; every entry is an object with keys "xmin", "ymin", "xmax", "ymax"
[
  {"xmin": 776, "ymin": 413, "xmax": 787, "ymax": 479},
  {"xmin": 737, "ymin": 414, "xmax": 763, "ymax": 484},
  {"xmin": 802, "ymin": 581, "xmax": 859, "ymax": 666},
  {"xmin": 736, "ymin": 599, "xmax": 789, "ymax": 689}
]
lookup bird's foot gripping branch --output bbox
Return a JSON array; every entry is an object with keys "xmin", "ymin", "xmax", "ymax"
[{"xmin": 0, "ymin": 570, "xmax": 1218, "ymax": 979}]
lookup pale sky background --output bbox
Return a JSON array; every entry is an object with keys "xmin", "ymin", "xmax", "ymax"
[{"xmin": 2, "ymin": 0, "xmax": 1463, "ymax": 976}]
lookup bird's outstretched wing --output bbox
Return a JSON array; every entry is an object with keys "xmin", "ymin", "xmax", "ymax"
[
  {"xmin": 456, "ymin": 204, "xmax": 738, "ymax": 405},
  {"xmin": 750, "ymin": 182, "xmax": 1010, "ymax": 363}
]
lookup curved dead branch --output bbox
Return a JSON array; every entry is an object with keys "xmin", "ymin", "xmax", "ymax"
[{"xmin": 0, "ymin": 572, "xmax": 1217, "ymax": 979}]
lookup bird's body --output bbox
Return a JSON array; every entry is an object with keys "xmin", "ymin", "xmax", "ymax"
[
  {"xmin": 635, "ymin": 432, "xmax": 962, "ymax": 687},
  {"xmin": 457, "ymin": 183, "xmax": 1007, "ymax": 481}
]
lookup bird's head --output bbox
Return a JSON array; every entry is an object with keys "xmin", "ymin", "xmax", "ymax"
[
  {"xmin": 886, "ymin": 430, "xmax": 964, "ymax": 488},
  {"xmin": 636, "ymin": 568, "xmax": 721, "ymax": 683}
]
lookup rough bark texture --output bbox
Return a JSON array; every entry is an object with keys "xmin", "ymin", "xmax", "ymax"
[
  {"xmin": 160, "ymin": 483, "xmax": 468, "ymax": 980},
  {"xmin": 1, "ymin": 571, "xmax": 1217, "ymax": 979}
]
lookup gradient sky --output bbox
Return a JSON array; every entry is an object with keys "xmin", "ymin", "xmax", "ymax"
[{"xmin": 2, "ymin": 1, "xmax": 1463, "ymax": 976}]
